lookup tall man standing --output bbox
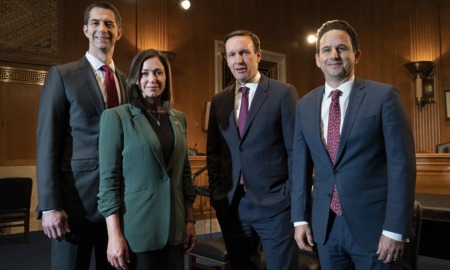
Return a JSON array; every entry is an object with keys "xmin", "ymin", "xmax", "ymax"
[
  {"xmin": 291, "ymin": 20, "xmax": 416, "ymax": 269},
  {"xmin": 207, "ymin": 30, "xmax": 299, "ymax": 269},
  {"xmin": 36, "ymin": 2, "xmax": 127, "ymax": 269}
]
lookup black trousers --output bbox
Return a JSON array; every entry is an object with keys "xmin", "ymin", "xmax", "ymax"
[{"xmin": 51, "ymin": 220, "xmax": 113, "ymax": 270}]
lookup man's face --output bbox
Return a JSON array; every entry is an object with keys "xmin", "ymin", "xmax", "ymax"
[
  {"xmin": 225, "ymin": 35, "xmax": 261, "ymax": 84},
  {"xmin": 315, "ymin": 29, "xmax": 361, "ymax": 87},
  {"xmin": 83, "ymin": 7, "xmax": 122, "ymax": 55}
]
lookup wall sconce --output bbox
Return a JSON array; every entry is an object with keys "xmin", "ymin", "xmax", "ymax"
[
  {"xmin": 404, "ymin": 61, "xmax": 435, "ymax": 110},
  {"xmin": 181, "ymin": 0, "xmax": 191, "ymax": 10}
]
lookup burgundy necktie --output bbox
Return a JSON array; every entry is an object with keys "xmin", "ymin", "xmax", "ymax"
[
  {"xmin": 238, "ymin": 86, "xmax": 249, "ymax": 137},
  {"xmin": 101, "ymin": 65, "xmax": 119, "ymax": 108},
  {"xmin": 238, "ymin": 86, "xmax": 249, "ymax": 185},
  {"xmin": 328, "ymin": 90, "xmax": 343, "ymax": 216}
]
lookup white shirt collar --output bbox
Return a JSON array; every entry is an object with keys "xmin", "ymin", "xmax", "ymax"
[
  {"xmin": 235, "ymin": 72, "xmax": 261, "ymax": 94},
  {"xmin": 85, "ymin": 52, "xmax": 115, "ymax": 72},
  {"xmin": 324, "ymin": 75, "xmax": 355, "ymax": 99}
]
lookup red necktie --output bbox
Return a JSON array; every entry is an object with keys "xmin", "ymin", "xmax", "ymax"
[
  {"xmin": 328, "ymin": 90, "xmax": 343, "ymax": 216},
  {"xmin": 101, "ymin": 65, "xmax": 119, "ymax": 108},
  {"xmin": 238, "ymin": 86, "xmax": 249, "ymax": 185}
]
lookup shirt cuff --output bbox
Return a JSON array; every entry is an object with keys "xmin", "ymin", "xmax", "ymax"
[
  {"xmin": 382, "ymin": 230, "xmax": 403, "ymax": 241},
  {"xmin": 294, "ymin": 221, "xmax": 308, "ymax": 227}
]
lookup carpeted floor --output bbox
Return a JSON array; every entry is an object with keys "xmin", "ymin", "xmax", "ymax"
[
  {"xmin": 1, "ymin": 231, "xmax": 450, "ymax": 269},
  {"xmin": 0, "ymin": 231, "xmax": 219, "ymax": 270}
]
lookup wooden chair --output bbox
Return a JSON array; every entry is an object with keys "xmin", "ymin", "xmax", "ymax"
[
  {"xmin": 0, "ymin": 177, "xmax": 33, "ymax": 243},
  {"xmin": 188, "ymin": 237, "xmax": 230, "ymax": 270}
]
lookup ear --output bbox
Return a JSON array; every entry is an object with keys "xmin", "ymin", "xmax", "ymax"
[
  {"xmin": 116, "ymin": 27, "xmax": 123, "ymax": 41},
  {"xmin": 256, "ymin": 49, "xmax": 262, "ymax": 63},
  {"xmin": 315, "ymin": 53, "xmax": 320, "ymax": 68},
  {"xmin": 354, "ymin": 50, "xmax": 362, "ymax": 64},
  {"xmin": 83, "ymin": 25, "xmax": 89, "ymax": 38}
]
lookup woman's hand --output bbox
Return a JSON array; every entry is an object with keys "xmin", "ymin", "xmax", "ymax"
[{"xmin": 184, "ymin": 222, "xmax": 197, "ymax": 253}]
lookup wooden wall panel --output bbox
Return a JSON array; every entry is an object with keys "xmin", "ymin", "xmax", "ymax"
[
  {"xmin": 439, "ymin": 0, "xmax": 450, "ymax": 143},
  {"xmin": 416, "ymin": 154, "xmax": 450, "ymax": 194},
  {"xmin": 409, "ymin": 0, "xmax": 441, "ymax": 153},
  {"xmin": 0, "ymin": 0, "xmax": 449, "ymax": 160}
]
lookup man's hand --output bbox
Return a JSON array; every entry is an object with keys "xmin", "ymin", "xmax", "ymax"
[
  {"xmin": 294, "ymin": 224, "xmax": 315, "ymax": 252},
  {"xmin": 41, "ymin": 210, "xmax": 70, "ymax": 240},
  {"xmin": 184, "ymin": 222, "xmax": 197, "ymax": 253},
  {"xmin": 377, "ymin": 234, "xmax": 404, "ymax": 263}
]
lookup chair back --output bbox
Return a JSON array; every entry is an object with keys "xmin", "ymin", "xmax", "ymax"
[
  {"xmin": 0, "ymin": 177, "xmax": 32, "ymax": 210},
  {"xmin": 436, "ymin": 142, "xmax": 450, "ymax": 153}
]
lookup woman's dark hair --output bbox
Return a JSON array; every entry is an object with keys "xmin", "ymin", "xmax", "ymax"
[
  {"xmin": 83, "ymin": 2, "xmax": 122, "ymax": 28},
  {"xmin": 316, "ymin": 20, "xmax": 359, "ymax": 54},
  {"xmin": 127, "ymin": 49, "xmax": 173, "ymax": 112}
]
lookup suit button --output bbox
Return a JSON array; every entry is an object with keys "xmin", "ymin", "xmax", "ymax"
[
  {"xmin": 327, "ymin": 193, "xmax": 332, "ymax": 198},
  {"xmin": 333, "ymin": 170, "xmax": 338, "ymax": 175}
]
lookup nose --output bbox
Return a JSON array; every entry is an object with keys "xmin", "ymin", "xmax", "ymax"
[
  {"xmin": 148, "ymin": 73, "xmax": 157, "ymax": 82},
  {"xmin": 331, "ymin": 48, "xmax": 340, "ymax": 58},
  {"xmin": 99, "ymin": 21, "xmax": 108, "ymax": 32},
  {"xmin": 235, "ymin": 53, "xmax": 244, "ymax": 63}
]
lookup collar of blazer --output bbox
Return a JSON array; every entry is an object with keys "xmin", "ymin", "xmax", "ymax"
[
  {"xmin": 128, "ymin": 105, "xmax": 185, "ymax": 171},
  {"xmin": 334, "ymin": 77, "xmax": 367, "ymax": 165},
  {"xmin": 230, "ymin": 75, "xmax": 270, "ymax": 140},
  {"xmin": 77, "ymin": 57, "xmax": 106, "ymax": 115}
]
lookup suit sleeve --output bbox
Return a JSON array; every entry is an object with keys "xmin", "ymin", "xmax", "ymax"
[
  {"xmin": 291, "ymin": 100, "xmax": 314, "ymax": 222},
  {"xmin": 36, "ymin": 66, "xmax": 68, "ymax": 212},
  {"xmin": 206, "ymin": 96, "xmax": 221, "ymax": 197},
  {"xmin": 97, "ymin": 109, "xmax": 124, "ymax": 218},
  {"xmin": 381, "ymin": 87, "xmax": 416, "ymax": 235},
  {"xmin": 180, "ymin": 112, "xmax": 195, "ymax": 202},
  {"xmin": 280, "ymin": 84, "xmax": 299, "ymax": 187}
]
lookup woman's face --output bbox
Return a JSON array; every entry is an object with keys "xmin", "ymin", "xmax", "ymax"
[{"xmin": 139, "ymin": 56, "xmax": 166, "ymax": 99}]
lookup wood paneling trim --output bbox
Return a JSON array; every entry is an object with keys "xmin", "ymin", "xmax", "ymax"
[
  {"xmin": 416, "ymin": 153, "xmax": 450, "ymax": 194},
  {"xmin": 0, "ymin": 66, "xmax": 47, "ymax": 86}
]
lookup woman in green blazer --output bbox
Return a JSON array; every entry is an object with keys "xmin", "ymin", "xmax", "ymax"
[{"xmin": 98, "ymin": 49, "xmax": 196, "ymax": 270}]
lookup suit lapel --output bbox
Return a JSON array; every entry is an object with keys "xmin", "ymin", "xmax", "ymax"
[
  {"xmin": 115, "ymin": 69, "xmax": 128, "ymax": 104},
  {"xmin": 77, "ymin": 57, "xmax": 106, "ymax": 115},
  {"xmin": 336, "ymin": 78, "xmax": 366, "ymax": 163},
  {"xmin": 312, "ymin": 87, "xmax": 331, "ymax": 161},
  {"xmin": 240, "ymin": 76, "xmax": 269, "ymax": 140},
  {"xmin": 131, "ymin": 106, "xmax": 167, "ymax": 171},
  {"xmin": 221, "ymin": 85, "xmax": 241, "ymax": 142}
]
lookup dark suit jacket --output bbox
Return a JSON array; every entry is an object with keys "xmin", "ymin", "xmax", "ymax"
[
  {"xmin": 36, "ymin": 56, "xmax": 127, "ymax": 223},
  {"xmin": 97, "ymin": 105, "xmax": 195, "ymax": 252},
  {"xmin": 207, "ymin": 75, "xmax": 298, "ymax": 217},
  {"xmin": 291, "ymin": 78, "xmax": 416, "ymax": 251}
]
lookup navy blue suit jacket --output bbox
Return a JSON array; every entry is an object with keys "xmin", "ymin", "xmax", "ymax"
[
  {"xmin": 207, "ymin": 75, "xmax": 298, "ymax": 217},
  {"xmin": 291, "ymin": 78, "xmax": 416, "ymax": 251}
]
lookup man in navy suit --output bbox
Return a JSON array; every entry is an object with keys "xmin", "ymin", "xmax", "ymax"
[
  {"xmin": 207, "ymin": 30, "xmax": 299, "ymax": 269},
  {"xmin": 291, "ymin": 20, "xmax": 416, "ymax": 269},
  {"xmin": 36, "ymin": 2, "xmax": 127, "ymax": 269}
]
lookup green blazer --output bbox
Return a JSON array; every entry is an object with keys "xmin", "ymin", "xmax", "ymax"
[{"xmin": 98, "ymin": 104, "xmax": 195, "ymax": 252}]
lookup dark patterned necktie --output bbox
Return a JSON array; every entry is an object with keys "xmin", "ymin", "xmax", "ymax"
[
  {"xmin": 101, "ymin": 65, "xmax": 119, "ymax": 108},
  {"xmin": 328, "ymin": 90, "xmax": 343, "ymax": 216},
  {"xmin": 238, "ymin": 86, "xmax": 249, "ymax": 185}
]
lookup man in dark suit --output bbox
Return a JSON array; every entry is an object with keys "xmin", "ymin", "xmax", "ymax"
[
  {"xmin": 207, "ymin": 30, "xmax": 299, "ymax": 270},
  {"xmin": 36, "ymin": 2, "xmax": 127, "ymax": 269},
  {"xmin": 291, "ymin": 20, "xmax": 416, "ymax": 269}
]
